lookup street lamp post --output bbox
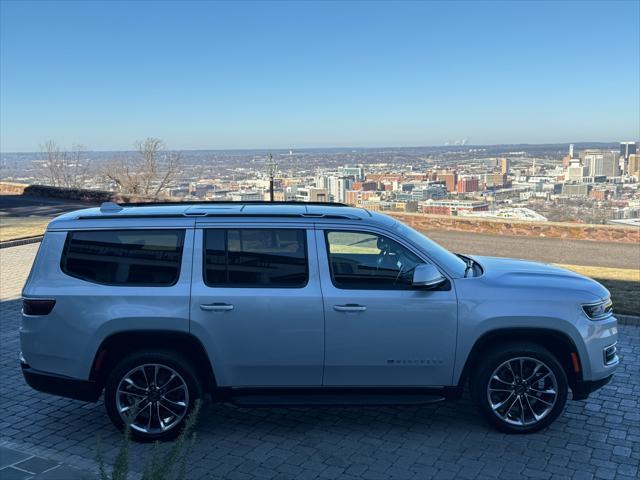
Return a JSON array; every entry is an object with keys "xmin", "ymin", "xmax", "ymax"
[{"xmin": 266, "ymin": 154, "xmax": 277, "ymax": 202}]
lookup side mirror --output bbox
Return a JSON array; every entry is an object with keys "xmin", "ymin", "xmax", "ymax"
[{"xmin": 412, "ymin": 264, "xmax": 447, "ymax": 289}]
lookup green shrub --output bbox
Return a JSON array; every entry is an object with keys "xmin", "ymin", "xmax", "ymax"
[{"xmin": 97, "ymin": 401, "xmax": 201, "ymax": 480}]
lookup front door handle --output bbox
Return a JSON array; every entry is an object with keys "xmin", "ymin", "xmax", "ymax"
[
  {"xmin": 200, "ymin": 303, "xmax": 234, "ymax": 312},
  {"xmin": 333, "ymin": 304, "xmax": 367, "ymax": 312}
]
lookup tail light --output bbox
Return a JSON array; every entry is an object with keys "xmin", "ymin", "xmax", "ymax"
[{"xmin": 22, "ymin": 298, "xmax": 56, "ymax": 316}]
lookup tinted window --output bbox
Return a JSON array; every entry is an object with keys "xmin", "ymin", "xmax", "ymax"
[
  {"xmin": 326, "ymin": 231, "xmax": 423, "ymax": 290},
  {"xmin": 61, "ymin": 230, "xmax": 184, "ymax": 286},
  {"xmin": 204, "ymin": 229, "xmax": 308, "ymax": 288}
]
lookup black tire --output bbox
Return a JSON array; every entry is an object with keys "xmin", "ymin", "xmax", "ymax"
[
  {"xmin": 470, "ymin": 342, "xmax": 568, "ymax": 434},
  {"xmin": 104, "ymin": 349, "xmax": 203, "ymax": 442}
]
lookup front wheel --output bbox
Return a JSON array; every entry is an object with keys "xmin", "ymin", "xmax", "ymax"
[
  {"xmin": 470, "ymin": 343, "xmax": 568, "ymax": 433},
  {"xmin": 104, "ymin": 349, "xmax": 202, "ymax": 442}
]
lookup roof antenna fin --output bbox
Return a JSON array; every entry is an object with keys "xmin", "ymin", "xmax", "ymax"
[{"xmin": 100, "ymin": 202, "xmax": 123, "ymax": 212}]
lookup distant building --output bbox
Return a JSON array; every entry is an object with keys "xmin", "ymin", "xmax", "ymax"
[
  {"xmin": 580, "ymin": 150, "xmax": 618, "ymax": 177},
  {"xmin": 345, "ymin": 190, "xmax": 379, "ymax": 206},
  {"xmin": 628, "ymin": 154, "xmax": 640, "ymax": 177},
  {"xmin": 295, "ymin": 187, "xmax": 328, "ymax": 203},
  {"xmin": 338, "ymin": 165, "xmax": 365, "ymax": 181},
  {"xmin": 562, "ymin": 183, "xmax": 590, "ymax": 197},
  {"xmin": 456, "ymin": 176, "xmax": 480, "ymax": 193},
  {"xmin": 500, "ymin": 158, "xmax": 510, "ymax": 175},
  {"xmin": 418, "ymin": 199, "xmax": 489, "ymax": 216},
  {"xmin": 560, "ymin": 144, "xmax": 576, "ymax": 168},
  {"xmin": 230, "ymin": 191, "xmax": 262, "ymax": 201},
  {"xmin": 620, "ymin": 141, "xmax": 637, "ymax": 160},
  {"xmin": 461, "ymin": 207, "xmax": 547, "ymax": 222},
  {"xmin": 566, "ymin": 159, "xmax": 589, "ymax": 183},
  {"xmin": 396, "ymin": 184, "xmax": 446, "ymax": 202},
  {"xmin": 327, "ymin": 176, "xmax": 352, "ymax": 203},
  {"xmin": 352, "ymin": 180, "xmax": 377, "ymax": 191},
  {"xmin": 589, "ymin": 188, "xmax": 615, "ymax": 201},
  {"xmin": 436, "ymin": 171, "xmax": 457, "ymax": 193},
  {"xmin": 480, "ymin": 172, "xmax": 508, "ymax": 189}
]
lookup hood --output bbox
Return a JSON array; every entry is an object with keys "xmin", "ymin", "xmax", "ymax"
[{"xmin": 471, "ymin": 255, "xmax": 610, "ymax": 303}]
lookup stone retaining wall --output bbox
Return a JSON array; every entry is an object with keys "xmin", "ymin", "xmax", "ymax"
[{"xmin": 0, "ymin": 182, "xmax": 155, "ymax": 203}]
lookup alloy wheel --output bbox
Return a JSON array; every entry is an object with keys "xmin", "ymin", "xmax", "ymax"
[
  {"xmin": 115, "ymin": 363, "xmax": 189, "ymax": 434},
  {"xmin": 486, "ymin": 356, "xmax": 558, "ymax": 427}
]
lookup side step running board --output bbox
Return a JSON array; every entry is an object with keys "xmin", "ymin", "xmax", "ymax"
[{"xmin": 228, "ymin": 393, "xmax": 446, "ymax": 407}]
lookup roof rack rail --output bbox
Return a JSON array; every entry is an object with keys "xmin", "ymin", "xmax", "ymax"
[
  {"xmin": 116, "ymin": 200, "xmax": 349, "ymax": 207},
  {"xmin": 78, "ymin": 212, "xmax": 362, "ymax": 221}
]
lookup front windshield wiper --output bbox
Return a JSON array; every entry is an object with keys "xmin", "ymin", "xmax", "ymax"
[{"xmin": 457, "ymin": 254, "xmax": 474, "ymax": 278}]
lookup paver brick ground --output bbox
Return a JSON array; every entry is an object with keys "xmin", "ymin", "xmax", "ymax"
[{"xmin": 1, "ymin": 244, "xmax": 638, "ymax": 479}]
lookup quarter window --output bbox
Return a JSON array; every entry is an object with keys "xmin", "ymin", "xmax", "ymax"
[
  {"xmin": 204, "ymin": 229, "xmax": 308, "ymax": 288},
  {"xmin": 325, "ymin": 231, "xmax": 423, "ymax": 290},
  {"xmin": 61, "ymin": 230, "xmax": 184, "ymax": 286}
]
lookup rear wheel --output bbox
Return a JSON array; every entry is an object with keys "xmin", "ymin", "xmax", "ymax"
[
  {"xmin": 104, "ymin": 349, "xmax": 202, "ymax": 442},
  {"xmin": 471, "ymin": 342, "xmax": 568, "ymax": 433}
]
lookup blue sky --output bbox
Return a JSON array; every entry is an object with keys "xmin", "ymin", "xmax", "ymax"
[{"xmin": 1, "ymin": 0, "xmax": 638, "ymax": 152}]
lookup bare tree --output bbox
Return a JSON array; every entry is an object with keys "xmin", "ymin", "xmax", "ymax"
[
  {"xmin": 102, "ymin": 137, "xmax": 181, "ymax": 198},
  {"xmin": 40, "ymin": 141, "xmax": 91, "ymax": 188}
]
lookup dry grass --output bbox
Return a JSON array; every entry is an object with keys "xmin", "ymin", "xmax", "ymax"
[
  {"xmin": 0, "ymin": 218, "xmax": 49, "ymax": 242},
  {"xmin": 556, "ymin": 264, "xmax": 640, "ymax": 316}
]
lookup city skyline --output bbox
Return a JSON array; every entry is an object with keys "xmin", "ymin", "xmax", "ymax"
[{"xmin": 1, "ymin": 1, "xmax": 639, "ymax": 152}]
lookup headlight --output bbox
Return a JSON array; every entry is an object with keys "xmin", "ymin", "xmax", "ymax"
[{"xmin": 582, "ymin": 299, "xmax": 613, "ymax": 320}]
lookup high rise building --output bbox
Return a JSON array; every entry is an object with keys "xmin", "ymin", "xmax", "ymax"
[
  {"xmin": 563, "ymin": 144, "xmax": 575, "ymax": 168},
  {"xmin": 338, "ymin": 165, "xmax": 365, "ymax": 181},
  {"xmin": 583, "ymin": 150, "xmax": 619, "ymax": 178},
  {"xmin": 437, "ymin": 171, "xmax": 457, "ymax": 192},
  {"xmin": 629, "ymin": 154, "xmax": 640, "ymax": 177},
  {"xmin": 456, "ymin": 176, "xmax": 480, "ymax": 193},
  {"xmin": 327, "ymin": 176, "xmax": 353, "ymax": 203},
  {"xmin": 500, "ymin": 158, "xmax": 510, "ymax": 175},
  {"xmin": 480, "ymin": 172, "xmax": 508, "ymax": 189},
  {"xmin": 620, "ymin": 141, "xmax": 637, "ymax": 160},
  {"xmin": 567, "ymin": 159, "xmax": 589, "ymax": 183}
]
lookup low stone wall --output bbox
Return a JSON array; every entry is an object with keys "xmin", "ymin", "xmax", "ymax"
[
  {"xmin": 389, "ymin": 212, "xmax": 640, "ymax": 244},
  {"xmin": 0, "ymin": 182, "xmax": 155, "ymax": 203}
]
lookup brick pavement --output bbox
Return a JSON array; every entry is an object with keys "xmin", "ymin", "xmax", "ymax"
[{"xmin": 0, "ymin": 244, "xmax": 638, "ymax": 479}]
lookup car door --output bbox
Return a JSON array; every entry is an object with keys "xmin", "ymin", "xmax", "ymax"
[
  {"xmin": 190, "ymin": 223, "xmax": 324, "ymax": 387},
  {"xmin": 316, "ymin": 227, "xmax": 458, "ymax": 386}
]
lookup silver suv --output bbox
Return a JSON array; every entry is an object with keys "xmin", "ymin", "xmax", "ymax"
[{"xmin": 21, "ymin": 202, "xmax": 619, "ymax": 441}]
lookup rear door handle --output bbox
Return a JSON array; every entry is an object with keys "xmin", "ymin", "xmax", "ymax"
[
  {"xmin": 200, "ymin": 303, "xmax": 234, "ymax": 312},
  {"xmin": 333, "ymin": 304, "xmax": 367, "ymax": 312}
]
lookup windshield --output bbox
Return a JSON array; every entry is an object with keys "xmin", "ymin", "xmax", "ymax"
[{"xmin": 390, "ymin": 221, "xmax": 467, "ymax": 278}]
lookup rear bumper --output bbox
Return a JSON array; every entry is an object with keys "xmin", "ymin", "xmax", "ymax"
[
  {"xmin": 571, "ymin": 374, "xmax": 613, "ymax": 401},
  {"xmin": 21, "ymin": 361, "xmax": 101, "ymax": 402}
]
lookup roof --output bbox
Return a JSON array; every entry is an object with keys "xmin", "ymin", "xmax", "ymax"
[{"xmin": 46, "ymin": 201, "xmax": 393, "ymax": 229}]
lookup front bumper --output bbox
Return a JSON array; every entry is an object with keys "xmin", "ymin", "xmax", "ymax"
[
  {"xmin": 21, "ymin": 360, "xmax": 101, "ymax": 402},
  {"xmin": 571, "ymin": 374, "xmax": 613, "ymax": 401}
]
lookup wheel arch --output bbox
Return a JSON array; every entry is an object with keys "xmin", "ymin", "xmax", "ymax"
[
  {"xmin": 89, "ymin": 330, "xmax": 217, "ymax": 393},
  {"xmin": 458, "ymin": 328, "xmax": 583, "ymax": 390}
]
